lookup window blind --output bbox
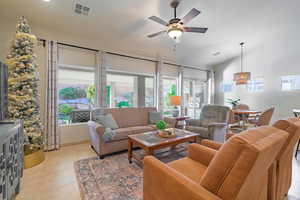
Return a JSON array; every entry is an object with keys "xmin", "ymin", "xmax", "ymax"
[
  {"xmin": 183, "ymin": 68, "xmax": 208, "ymax": 81},
  {"xmin": 105, "ymin": 53, "xmax": 156, "ymax": 75},
  {"xmin": 161, "ymin": 63, "xmax": 179, "ymax": 77},
  {"xmin": 58, "ymin": 45, "xmax": 97, "ymax": 67}
]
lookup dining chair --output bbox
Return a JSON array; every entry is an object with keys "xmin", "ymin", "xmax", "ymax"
[
  {"xmin": 248, "ymin": 107, "xmax": 275, "ymax": 127},
  {"xmin": 232, "ymin": 104, "xmax": 250, "ymax": 123},
  {"xmin": 233, "ymin": 104, "xmax": 250, "ymax": 110}
]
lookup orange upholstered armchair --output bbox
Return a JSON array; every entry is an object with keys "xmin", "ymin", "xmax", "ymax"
[
  {"xmin": 201, "ymin": 119, "xmax": 300, "ymax": 200},
  {"xmin": 144, "ymin": 126, "xmax": 288, "ymax": 200}
]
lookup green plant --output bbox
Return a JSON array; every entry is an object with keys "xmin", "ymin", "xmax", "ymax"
[
  {"xmin": 164, "ymin": 84, "xmax": 177, "ymax": 108},
  {"xmin": 169, "ymin": 84, "xmax": 177, "ymax": 96},
  {"xmin": 59, "ymin": 87, "xmax": 86, "ymax": 100},
  {"xmin": 86, "ymin": 85, "xmax": 95, "ymax": 104},
  {"xmin": 227, "ymin": 98, "xmax": 241, "ymax": 106},
  {"xmin": 117, "ymin": 101, "xmax": 130, "ymax": 108},
  {"xmin": 156, "ymin": 120, "xmax": 168, "ymax": 130},
  {"xmin": 58, "ymin": 104, "xmax": 74, "ymax": 116}
]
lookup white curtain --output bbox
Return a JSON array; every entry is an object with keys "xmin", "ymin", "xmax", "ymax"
[
  {"xmin": 96, "ymin": 51, "xmax": 107, "ymax": 108},
  {"xmin": 179, "ymin": 67, "xmax": 184, "ymax": 115},
  {"xmin": 208, "ymin": 70, "xmax": 215, "ymax": 104},
  {"xmin": 156, "ymin": 60, "xmax": 163, "ymax": 111},
  {"xmin": 44, "ymin": 41, "xmax": 59, "ymax": 151}
]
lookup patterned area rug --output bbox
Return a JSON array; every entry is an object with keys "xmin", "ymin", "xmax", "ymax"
[{"xmin": 74, "ymin": 146, "xmax": 187, "ymax": 200}]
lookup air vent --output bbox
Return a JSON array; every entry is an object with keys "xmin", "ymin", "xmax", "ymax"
[{"xmin": 73, "ymin": 0, "xmax": 90, "ymax": 16}]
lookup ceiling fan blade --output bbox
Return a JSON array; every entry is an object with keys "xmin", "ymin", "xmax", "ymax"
[
  {"xmin": 181, "ymin": 8, "xmax": 201, "ymax": 25},
  {"xmin": 148, "ymin": 16, "xmax": 169, "ymax": 26},
  {"xmin": 147, "ymin": 30, "xmax": 167, "ymax": 38},
  {"xmin": 184, "ymin": 27, "xmax": 208, "ymax": 33}
]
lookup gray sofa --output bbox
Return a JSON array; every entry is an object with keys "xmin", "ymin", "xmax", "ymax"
[
  {"xmin": 87, "ymin": 107, "xmax": 176, "ymax": 159},
  {"xmin": 185, "ymin": 104, "xmax": 230, "ymax": 142}
]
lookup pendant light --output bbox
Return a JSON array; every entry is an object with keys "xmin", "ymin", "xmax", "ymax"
[{"xmin": 234, "ymin": 42, "xmax": 251, "ymax": 85}]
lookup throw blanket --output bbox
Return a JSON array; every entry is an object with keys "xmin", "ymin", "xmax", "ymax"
[{"xmin": 102, "ymin": 127, "xmax": 116, "ymax": 142}]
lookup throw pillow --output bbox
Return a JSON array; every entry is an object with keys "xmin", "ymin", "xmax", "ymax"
[
  {"xmin": 95, "ymin": 113, "xmax": 119, "ymax": 130},
  {"xmin": 149, "ymin": 111, "xmax": 163, "ymax": 124}
]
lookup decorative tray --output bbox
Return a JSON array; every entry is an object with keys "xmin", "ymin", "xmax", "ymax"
[{"xmin": 157, "ymin": 129, "xmax": 177, "ymax": 138}]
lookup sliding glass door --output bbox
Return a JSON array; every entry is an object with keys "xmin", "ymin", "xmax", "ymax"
[
  {"xmin": 162, "ymin": 77, "xmax": 178, "ymax": 116},
  {"xmin": 183, "ymin": 79, "xmax": 206, "ymax": 119}
]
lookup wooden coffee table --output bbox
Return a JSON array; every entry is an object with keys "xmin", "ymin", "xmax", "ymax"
[{"xmin": 128, "ymin": 129, "xmax": 198, "ymax": 164}]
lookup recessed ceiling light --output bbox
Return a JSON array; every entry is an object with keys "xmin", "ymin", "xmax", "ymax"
[
  {"xmin": 43, "ymin": 0, "xmax": 51, "ymax": 2},
  {"xmin": 213, "ymin": 52, "xmax": 221, "ymax": 56}
]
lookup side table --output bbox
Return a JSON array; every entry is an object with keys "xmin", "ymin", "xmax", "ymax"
[{"xmin": 174, "ymin": 116, "xmax": 190, "ymax": 129}]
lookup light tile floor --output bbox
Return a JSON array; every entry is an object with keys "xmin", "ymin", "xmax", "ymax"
[{"xmin": 16, "ymin": 143, "xmax": 300, "ymax": 200}]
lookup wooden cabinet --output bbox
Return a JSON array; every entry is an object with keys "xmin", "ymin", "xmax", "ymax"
[{"xmin": 0, "ymin": 120, "xmax": 23, "ymax": 200}]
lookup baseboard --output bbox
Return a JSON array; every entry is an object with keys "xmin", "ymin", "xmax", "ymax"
[{"xmin": 60, "ymin": 140, "xmax": 90, "ymax": 147}]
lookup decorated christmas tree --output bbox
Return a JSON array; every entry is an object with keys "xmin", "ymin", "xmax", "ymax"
[{"xmin": 6, "ymin": 17, "xmax": 43, "ymax": 155}]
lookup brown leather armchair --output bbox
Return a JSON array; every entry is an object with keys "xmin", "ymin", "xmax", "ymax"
[
  {"xmin": 144, "ymin": 125, "xmax": 288, "ymax": 200},
  {"xmin": 201, "ymin": 119, "xmax": 300, "ymax": 200}
]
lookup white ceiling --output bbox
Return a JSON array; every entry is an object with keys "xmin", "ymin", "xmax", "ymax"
[{"xmin": 0, "ymin": 0, "xmax": 299, "ymax": 68}]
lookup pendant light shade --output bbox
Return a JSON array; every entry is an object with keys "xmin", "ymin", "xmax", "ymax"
[
  {"xmin": 234, "ymin": 42, "xmax": 251, "ymax": 85},
  {"xmin": 234, "ymin": 72, "xmax": 251, "ymax": 85}
]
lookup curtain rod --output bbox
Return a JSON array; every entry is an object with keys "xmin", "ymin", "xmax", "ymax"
[
  {"xmin": 38, "ymin": 38, "xmax": 209, "ymax": 72},
  {"xmin": 105, "ymin": 51, "xmax": 156, "ymax": 63}
]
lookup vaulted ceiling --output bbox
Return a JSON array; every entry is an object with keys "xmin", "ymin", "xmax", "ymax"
[{"xmin": 0, "ymin": 0, "xmax": 298, "ymax": 68}]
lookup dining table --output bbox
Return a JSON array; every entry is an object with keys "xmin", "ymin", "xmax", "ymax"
[{"xmin": 232, "ymin": 109, "xmax": 262, "ymax": 130}]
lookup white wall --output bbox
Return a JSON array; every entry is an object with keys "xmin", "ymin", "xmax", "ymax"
[
  {"xmin": 213, "ymin": 30, "xmax": 300, "ymax": 122},
  {"xmin": 59, "ymin": 123, "xmax": 90, "ymax": 145}
]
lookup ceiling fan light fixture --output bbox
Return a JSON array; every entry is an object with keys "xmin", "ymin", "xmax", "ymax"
[{"xmin": 168, "ymin": 28, "xmax": 183, "ymax": 39}]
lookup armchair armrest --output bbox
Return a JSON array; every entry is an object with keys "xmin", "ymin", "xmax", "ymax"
[
  {"xmin": 87, "ymin": 121, "xmax": 105, "ymax": 155},
  {"xmin": 164, "ymin": 117, "xmax": 177, "ymax": 128},
  {"xmin": 226, "ymin": 132, "xmax": 235, "ymax": 140},
  {"xmin": 188, "ymin": 144, "xmax": 217, "ymax": 166},
  {"xmin": 200, "ymin": 139, "xmax": 223, "ymax": 150},
  {"xmin": 208, "ymin": 122, "xmax": 227, "ymax": 127},
  {"xmin": 144, "ymin": 156, "xmax": 222, "ymax": 200},
  {"xmin": 87, "ymin": 121, "xmax": 105, "ymax": 135},
  {"xmin": 186, "ymin": 119, "xmax": 201, "ymax": 126}
]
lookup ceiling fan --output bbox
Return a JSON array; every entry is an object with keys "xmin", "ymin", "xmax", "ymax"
[{"xmin": 147, "ymin": 0, "xmax": 208, "ymax": 41}]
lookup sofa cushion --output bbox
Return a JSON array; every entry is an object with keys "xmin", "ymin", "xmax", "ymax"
[
  {"xmin": 149, "ymin": 111, "xmax": 163, "ymax": 124},
  {"xmin": 186, "ymin": 126, "xmax": 209, "ymax": 138},
  {"xmin": 129, "ymin": 126, "xmax": 156, "ymax": 134},
  {"xmin": 106, "ymin": 107, "xmax": 157, "ymax": 128},
  {"xmin": 168, "ymin": 157, "xmax": 207, "ymax": 183},
  {"xmin": 109, "ymin": 128, "xmax": 133, "ymax": 142},
  {"xmin": 95, "ymin": 113, "xmax": 119, "ymax": 130}
]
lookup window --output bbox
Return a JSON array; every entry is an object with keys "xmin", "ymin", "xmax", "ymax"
[
  {"xmin": 281, "ymin": 75, "xmax": 300, "ymax": 91},
  {"xmin": 162, "ymin": 77, "xmax": 177, "ymax": 116},
  {"xmin": 57, "ymin": 66, "xmax": 95, "ymax": 124},
  {"xmin": 220, "ymin": 82, "xmax": 234, "ymax": 93},
  {"xmin": 145, "ymin": 77, "xmax": 155, "ymax": 107},
  {"xmin": 247, "ymin": 78, "xmax": 264, "ymax": 92},
  {"xmin": 107, "ymin": 73, "xmax": 138, "ymax": 108}
]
